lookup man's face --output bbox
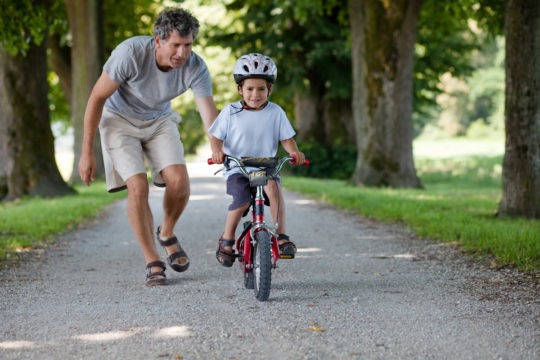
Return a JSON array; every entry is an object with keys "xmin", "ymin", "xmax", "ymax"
[{"xmin": 155, "ymin": 30, "xmax": 194, "ymax": 71}]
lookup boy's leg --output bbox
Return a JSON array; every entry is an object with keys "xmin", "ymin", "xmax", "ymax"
[
  {"xmin": 222, "ymin": 173, "xmax": 252, "ymax": 247},
  {"xmin": 216, "ymin": 204, "xmax": 248, "ymax": 267},
  {"xmin": 264, "ymin": 180, "xmax": 286, "ymax": 234},
  {"xmin": 264, "ymin": 180, "xmax": 296, "ymax": 256},
  {"xmin": 223, "ymin": 204, "xmax": 250, "ymax": 241}
]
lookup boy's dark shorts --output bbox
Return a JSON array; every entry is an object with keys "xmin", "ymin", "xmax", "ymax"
[{"xmin": 226, "ymin": 171, "xmax": 280, "ymax": 211}]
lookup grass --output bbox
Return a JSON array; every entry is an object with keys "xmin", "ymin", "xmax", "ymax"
[
  {"xmin": 283, "ymin": 153, "xmax": 540, "ymax": 271},
  {"xmin": 0, "ymin": 182, "xmax": 125, "ymax": 262}
]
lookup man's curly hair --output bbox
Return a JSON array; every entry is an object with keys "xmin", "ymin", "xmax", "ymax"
[{"xmin": 153, "ymin": 8, "xmax": 200, "ymax": 40}]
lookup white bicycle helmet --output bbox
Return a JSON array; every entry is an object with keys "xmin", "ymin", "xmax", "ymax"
[{"xmin": 233, "ymin": 53, "xmax": 277, "ymax": 84}]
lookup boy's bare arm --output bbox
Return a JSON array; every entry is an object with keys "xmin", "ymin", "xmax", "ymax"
[
  {"xmin": 210, "ymin": 136, "xmax": 225, "ymax": 164},
  {"xmin": 280, "ymin": 138, "xmax": 305, "ymax": 164}
]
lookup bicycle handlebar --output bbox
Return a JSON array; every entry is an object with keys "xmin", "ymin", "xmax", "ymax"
[{"xmin": 208, "ymin": 155, "xmax": 309, "ymax": 177}]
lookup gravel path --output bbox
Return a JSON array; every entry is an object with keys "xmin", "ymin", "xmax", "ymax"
[{"xmin": 1, "ymin": 162, "xmax": 538, "ymax": 360}]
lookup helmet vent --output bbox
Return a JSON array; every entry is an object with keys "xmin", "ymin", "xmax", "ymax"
[{"xmin": 233, "ymin": 53, "xmax": 277, "ymax": 84}]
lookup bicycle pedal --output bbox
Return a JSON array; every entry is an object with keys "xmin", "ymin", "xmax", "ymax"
[{"xmin": 279, "ymin": 254, "xmax": 295, "ymax": 259}]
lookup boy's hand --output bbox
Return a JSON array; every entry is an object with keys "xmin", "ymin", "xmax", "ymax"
[
  {"xmin": 211, "ymin": 151, "xmax": 225, "ymax": 164},
  {"xmin": 290, "ymin": 151, "xmax": 306, "ymax": 165}
]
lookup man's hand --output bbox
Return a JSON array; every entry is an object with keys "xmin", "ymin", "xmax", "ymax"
[{"xmin": 78, "ymin": 153, "xmax": 97, "ymax": 186}]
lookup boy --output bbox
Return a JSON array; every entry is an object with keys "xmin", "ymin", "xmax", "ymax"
[{"xmin": 209, "ymin": 53, "xmax": 305, "ymax": 267}]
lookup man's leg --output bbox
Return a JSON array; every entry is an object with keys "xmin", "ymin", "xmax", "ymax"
[
  {"xmin": 125, "ymin": 173, "xmax": 161, "ymax": 265},
  {"xmin": 156, "ymin": 164, "xmax": 190, "ymax": 265}
]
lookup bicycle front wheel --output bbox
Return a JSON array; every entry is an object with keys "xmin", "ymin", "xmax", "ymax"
[{"xmin": 253, "ymin": 231, "xmax": 272, "ymax": 301}]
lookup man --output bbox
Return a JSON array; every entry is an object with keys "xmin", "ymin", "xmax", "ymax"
[{"xmin": 78, "ymin": 8, "xmax": 218, "ymax": 286}]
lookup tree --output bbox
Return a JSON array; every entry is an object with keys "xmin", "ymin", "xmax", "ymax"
[
  {"xmin": 0, "ymin": 0, "xmax": 74, "ymax": 200},
  {"xmin": 65, "ymin": 0, "xmax": 105, "ymax": 183},
  {"xmin": 413, "ymin": 0, "xmax": 486, "ymax": 135},
  {"xmin": 350, "ymin": 0, "xmax": 423, "ymax": 188},
  {"xmin": 47, "ymin": 0, "xmax": 157, "ymax": 181},
  {"xmin": 205, "ymin": 0, "xmax": 354, "ymax": 147},
  {"xmin": 497, "ymin": 0, "xmax": 540, "ymax": 218}
]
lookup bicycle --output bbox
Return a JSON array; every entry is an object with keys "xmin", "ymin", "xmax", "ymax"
[{"xmin": 208, "ymin": 155, "xmax": 309, "ymax": 301}]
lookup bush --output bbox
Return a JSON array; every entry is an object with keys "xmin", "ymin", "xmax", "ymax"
[
  {"xmin": 178, "ymin": 108, "xmax": 207, "ymax": 155},
  {"xmin": 282, "ymin": 142, "xmax": 357, "ymax": 180}
]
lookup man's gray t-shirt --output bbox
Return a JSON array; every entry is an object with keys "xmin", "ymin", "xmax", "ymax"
[{"xmin": 103, "ymin": 36, "xmax": 212, "ymax": 121}]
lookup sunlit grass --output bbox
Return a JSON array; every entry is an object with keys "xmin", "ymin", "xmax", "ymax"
[
  {"xmin": 283, "ymin": 155, "xmax": 540, "ymax": 270},
  {"xmin": 0, "ymin": 182, "xmax": 125, "ymax": 261}
]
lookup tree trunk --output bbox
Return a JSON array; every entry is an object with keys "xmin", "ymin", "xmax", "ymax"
[
  {"xmin": 350, "ymin": 0, "xmax": 422, "ymax": 188},
  {"xmin": 498, "ymin": 0, "xmax": 540, "ymax": 218},
  {"xmin": 294, "ymin": 91, "xmax": 355, "ymax": 147},
  {"xmin": 48, "ymin": 34, "xmax": 72, "ymax": 106},
  {"xmin": 294, "ymin": 92, "xmax": 322, "ymax": 143},
  {"xmin": 65, "ymin": 0, "xmax": 105, "ymax": 183},
  {"xmin": 0, "ymin": 42, "xmax": 74, "ymax": 200}
]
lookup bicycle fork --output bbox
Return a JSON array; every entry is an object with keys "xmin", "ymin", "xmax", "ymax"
[{"xmin": 240, "ymin": 185, "xmax": 280, "ymax": 270}]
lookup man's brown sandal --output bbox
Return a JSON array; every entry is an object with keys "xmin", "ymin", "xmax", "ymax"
[
  {"xmin": 278, "ymin": 234, "xmax": 297, "ymax": 259},
  {"xmin": 145, "ymin": 261, "xmax": 168, "ymax": 286},
  {"xmin": 216, "ymin": 238, "xmax": 235, "ymax": 267},
  {"xmin": 156, "ymin": 226, "xmax": 190, "ymax": 272}
]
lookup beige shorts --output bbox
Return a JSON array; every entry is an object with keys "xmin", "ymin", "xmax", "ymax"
[{"xmin": 99, "ymin": 107, "xmax": 185, "ymax": 192}]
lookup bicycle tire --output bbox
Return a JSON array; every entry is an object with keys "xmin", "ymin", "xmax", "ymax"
[{"xmin": 253, "ymin": 231, "xmax": 272, "ymax": 301}]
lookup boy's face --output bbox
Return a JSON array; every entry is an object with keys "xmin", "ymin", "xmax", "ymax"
[
  {"xmin": 155, "ymin": 30, "xmax": 193, "ymax": 71},
  {"xmin": 238, "ymin": 78, "xmax": 272, "ymax": 110}
]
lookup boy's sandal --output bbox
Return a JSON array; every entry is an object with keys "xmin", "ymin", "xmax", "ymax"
[
  {"xmin": 278, "ymin": 234, "xmax": 297, "ymax": 258},
  {"xmin": 145, "ymin": 261, "xmax": 168, "ymax": 286},
  {"xmin": 216, "ymin": 238, "xmax": 235, "ymax": 267},
  {"xmin": 156, "ymin": 226, "xmax": 190, "ymax": 273}
]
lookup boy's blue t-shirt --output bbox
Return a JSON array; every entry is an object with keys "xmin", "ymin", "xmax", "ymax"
[{"xmin": 208, "ymin": 101, "xmax": 296, "ymax": 178}]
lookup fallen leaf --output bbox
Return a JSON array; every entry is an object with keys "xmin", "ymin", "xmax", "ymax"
[{"xmin": 309, "ymin": 325, "xmax": 325, "ymax": 332}]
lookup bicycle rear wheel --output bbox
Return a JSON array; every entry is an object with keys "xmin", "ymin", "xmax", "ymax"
[{"xmin": 253, "ymin": 231, "xmax": 272, "ymax": 301}]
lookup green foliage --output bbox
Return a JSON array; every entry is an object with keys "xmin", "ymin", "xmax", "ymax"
[
  {"xmin": 280, "ymin": 142, "xmax": 356, "ymax": 180},
  {"xmin": 422, "ymin": 36, "xmax": 505, "ymax": 139},
  {"xmin": 205, "ymin": 0, "xmax": 351, "ymax": 117},
  {"xmin": 414, "ymin": 0, "xmax": 479, "ymax": 133},
  {"xmin": 414, "ymin": 0, "xmax": 505, "ymax": 137},
  {"xmin": 0, "ymin": 0, "xmax": 48, "ymax": 55},
  {"xmin": 102, "ymin": 0, "xmax": 158, "ymax": 54},
  {"xmin": 471, "ymin": 0, "xmax": 505, "ymax": 35},
  {"xmin": 178, "ymin": 108, "xmax": 207, "ymax": 155},
  {"xmin": 0, "ymin": 0, "xmax": 67, "ymax": 55},
  {"xmin": 284, "ymin": 154, "xmax": 540, "ymax": 270},
  {"xmin": 205, "ymin": 0, "xmax": 504, "ymax": 139},
  {"xmin": 0, "ymin": 182, "xmax": 125, "ymax": 261},
  {"xmin": 48, "ymin": 72, "xmax": 70, "ymax": 128}
]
